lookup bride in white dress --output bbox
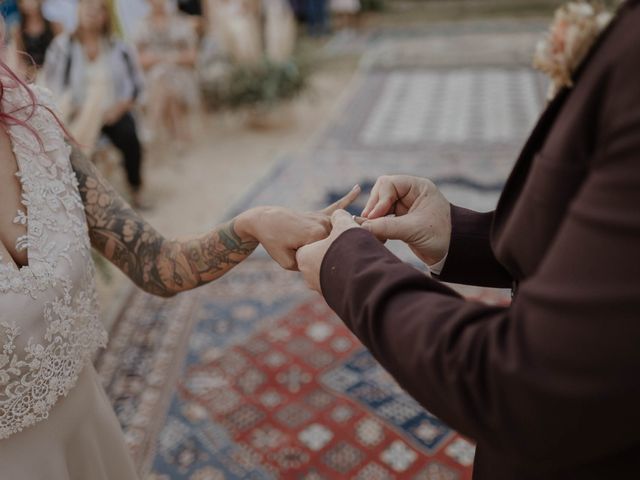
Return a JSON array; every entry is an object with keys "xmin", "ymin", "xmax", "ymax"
[{"xmin": 0, "ymin": 36, "xmax": 359, "ymax": 480}]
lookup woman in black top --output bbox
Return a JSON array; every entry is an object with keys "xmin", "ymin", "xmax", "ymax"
[{"xmin": 11, "ymin": 0, "xmax": 62, "ymax": 73}]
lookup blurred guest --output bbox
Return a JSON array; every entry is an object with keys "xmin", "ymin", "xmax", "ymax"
[
  {"xmin": 0, "ymin": 0, "xmax": 20, "ymax": 30},
  {"xmin": 206, "ymin": 0, "xmax": 262, "ymax": 65},
  {"xmin": 306, "ymin": 0, "xmax": 328, "ymax": 36},
  {"xmin": 263, "ymin": 0, "xmax": 296, "ymax": 63},
  {"xmin": 44, "ymin": 0, "xmax": 147, "ymax": 207},
  {"xmin": 10, "ymin": 0, "xmax": 62, "ymax": 78},
  {"xmin": 136, "ymin": 0, "xmax": 199, "ymax": 144}
]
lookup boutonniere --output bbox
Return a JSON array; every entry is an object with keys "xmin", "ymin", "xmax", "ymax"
[{"xmin": 533, "ymin": 1, "xmax": 616, "ymax": 100}]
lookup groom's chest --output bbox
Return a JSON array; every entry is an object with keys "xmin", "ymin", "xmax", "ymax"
[{"xmin": 490, "ymin": 5, "xmax": 635, "ymax": 281}]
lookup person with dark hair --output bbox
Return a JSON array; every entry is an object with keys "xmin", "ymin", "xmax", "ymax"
[
  {"xmin": 43, "ymin": 0, "xmax": 148, "ymax": 207},
  {"xmin": 11, "ymin": 0, "xmax": 63, "ymax": 77}
]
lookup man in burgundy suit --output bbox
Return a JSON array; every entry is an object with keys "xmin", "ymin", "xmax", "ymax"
[{"xmin": 296, "ymin": 1, "xmax": 640, "ymax": 478}]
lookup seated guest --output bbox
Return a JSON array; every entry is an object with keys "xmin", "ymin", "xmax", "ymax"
[
  {"xmin": 10, "ymin": 0, "xmax": 62, "ymax": 78},
  {"xmin": 263, "ymin": 0, "xmax": 296, "ymax": 63},
  {"xmin": 208, "ymin": 0, "xmax": 263, "ymax": 65},
  {"xmin": 135, "ymin": 0, "xmax": 199, "ymax": 145},
  {"xmin": 43, "ymin": 0, "xmax": 148, "ymax": 208},
  {"xmin": 297, "ymin": 2, "xmax": 640, "ymax": 478}
]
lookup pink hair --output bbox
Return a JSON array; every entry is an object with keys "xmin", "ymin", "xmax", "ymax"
[{"xmin": 0, "ymin": 60, "xmax": 77, "ymax": 150}]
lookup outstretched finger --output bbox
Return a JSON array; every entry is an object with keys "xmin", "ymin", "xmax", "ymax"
[
  {"xmin": 361, "ymin": 185, "xmax": 379, "ymax": 218},
  {"xmin": 322, "ymin": 185, "xmax": 361, "ymax": 215}
]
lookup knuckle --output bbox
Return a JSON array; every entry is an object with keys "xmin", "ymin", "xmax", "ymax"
[
  {"xmin": 312, "ymin": 226, "xmax": 327, "ymax": 239},
  {"xmin": 319, "ymin": 216, "xmax": 331, "ymax": 230}
]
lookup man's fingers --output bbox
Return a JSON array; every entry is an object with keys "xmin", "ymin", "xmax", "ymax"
[
  {"xmin": 366, "ymin": 180, "xmax": 399, "ymax": 219},
  {"xmin": 273, "ymin": 249, "xmax": 298, "ymax": 271},
  {"xmin": 361, "ymin": 216, "xmax": 407, "ymax": 241},
  {"xmin": 322, "ymin": 185, "xmax": 361, "ymax": 215},
  {"xmin": 361, "ymin": 181, "xmax": 381, "ymax": 217}
]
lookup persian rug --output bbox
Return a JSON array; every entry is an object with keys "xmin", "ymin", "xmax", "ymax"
[{"xmin": 96, "ymin": 31, "xmax": 545, "ymax": 479}]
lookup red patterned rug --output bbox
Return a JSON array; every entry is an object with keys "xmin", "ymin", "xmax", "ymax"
[
  {"xmin": 98, "ymin": 259, "xmax": 510, "ymax": 480},
  {"xmin": 179, "ymin": 297, "xmax": 474, "ymax": 479}
]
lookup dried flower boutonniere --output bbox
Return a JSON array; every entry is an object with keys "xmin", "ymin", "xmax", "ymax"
[{"xmin": 533, "ymin": 1, "xmax": 615, "ymax": 100}]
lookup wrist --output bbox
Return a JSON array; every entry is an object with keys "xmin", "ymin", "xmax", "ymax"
[{"xmin": 234, "ymin": 207, "xmax": 265, "ymax": 242}]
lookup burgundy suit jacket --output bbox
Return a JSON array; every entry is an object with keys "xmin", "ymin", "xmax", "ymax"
[{"xmin": 320, "ymin": 2, "xmax": 640, "ymax": 478}]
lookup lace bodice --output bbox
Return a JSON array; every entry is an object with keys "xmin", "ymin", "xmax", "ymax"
[{"xmin": 0, "ymin": 84, "xmax": 108, "ymax": 439}]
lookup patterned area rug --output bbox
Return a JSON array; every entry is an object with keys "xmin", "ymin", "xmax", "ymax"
[{"xmin": 96, "ymin": 30, "xmax": 544, "ymax": 480}]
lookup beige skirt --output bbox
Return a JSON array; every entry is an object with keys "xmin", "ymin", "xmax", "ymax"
[{"xmin": 0, "ymin": 364, "xmax": 139, "ymax": 480}]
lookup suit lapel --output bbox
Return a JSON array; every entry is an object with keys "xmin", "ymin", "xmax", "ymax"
[{"xmin": 491, "ymin": 0, "xmax": 634, "ymax": 244}]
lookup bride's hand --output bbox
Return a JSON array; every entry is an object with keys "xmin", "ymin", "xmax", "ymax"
[{"xmin": 235, "ymin": 185, "xmax": 361, "ymax": 270}]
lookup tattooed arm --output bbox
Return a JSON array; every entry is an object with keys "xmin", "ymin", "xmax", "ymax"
[
  {"xmin": 69, "ymin": 148, "xmax": 360, "ymax": 297},
  {"xmin": 70, "ymin": 148, "xmax": 259, "ymax": 296}
]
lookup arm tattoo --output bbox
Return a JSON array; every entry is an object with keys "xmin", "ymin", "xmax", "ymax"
[{"xmin": 69, "ymin": 147, "xmax": 258, "ymax": 297}]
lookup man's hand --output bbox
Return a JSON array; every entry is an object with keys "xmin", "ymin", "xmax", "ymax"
[
  {"xmin": 236, "ymin": 186, "xmax": 361, "ymax": 271},
  {"xmin": 361, "ymin": 175, "xmax": 451, "ymax": 266},
  {"xmin": 297, "ymin": 210, "xmax": 361, "ymax": 292}
]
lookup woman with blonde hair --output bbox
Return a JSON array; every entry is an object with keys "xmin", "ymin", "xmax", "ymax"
[
  {"xmin": 43, "ymin": 0, "xmax": 147, "ymax": 207},
  {"xmin": 0, "ymin": 10, "xmax": 359, "ymax": 479}
]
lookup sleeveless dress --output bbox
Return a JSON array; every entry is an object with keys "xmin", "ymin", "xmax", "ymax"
[{"xmin": 0, "ymin": 84, "xmax": 139, "ymax": 480}]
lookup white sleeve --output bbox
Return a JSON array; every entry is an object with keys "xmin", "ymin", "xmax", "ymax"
[{"xmin": 428, "ymin": 254, "xmax": 448, "ymax": 275}]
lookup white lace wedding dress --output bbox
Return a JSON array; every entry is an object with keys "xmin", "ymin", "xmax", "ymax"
[{"xmin": 0, "ymin": 85, "xmax": 138, "ymax": 479}]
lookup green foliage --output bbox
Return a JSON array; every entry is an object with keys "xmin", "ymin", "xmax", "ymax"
[{"xmin": 202, "ymin": 59, "xmax": 309, "ymax": 111}]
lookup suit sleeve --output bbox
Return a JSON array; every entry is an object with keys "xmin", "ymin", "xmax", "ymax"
[
  {"xmin": 435, "ymin": 205, "xmax": 512, "ymax": 288},
  {"xmin": 320, "ymin": 43, "xmax": 640, "ymax": 469}
]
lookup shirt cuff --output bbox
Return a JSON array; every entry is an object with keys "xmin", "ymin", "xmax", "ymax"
[{"xmin": 428, "ymin": 254, "xmax": 448, "ymax": 275}]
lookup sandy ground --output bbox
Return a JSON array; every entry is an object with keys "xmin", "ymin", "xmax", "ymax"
[{"xmin": 95, "ymin": 64, "xmax": 359, "ymax": 329}]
